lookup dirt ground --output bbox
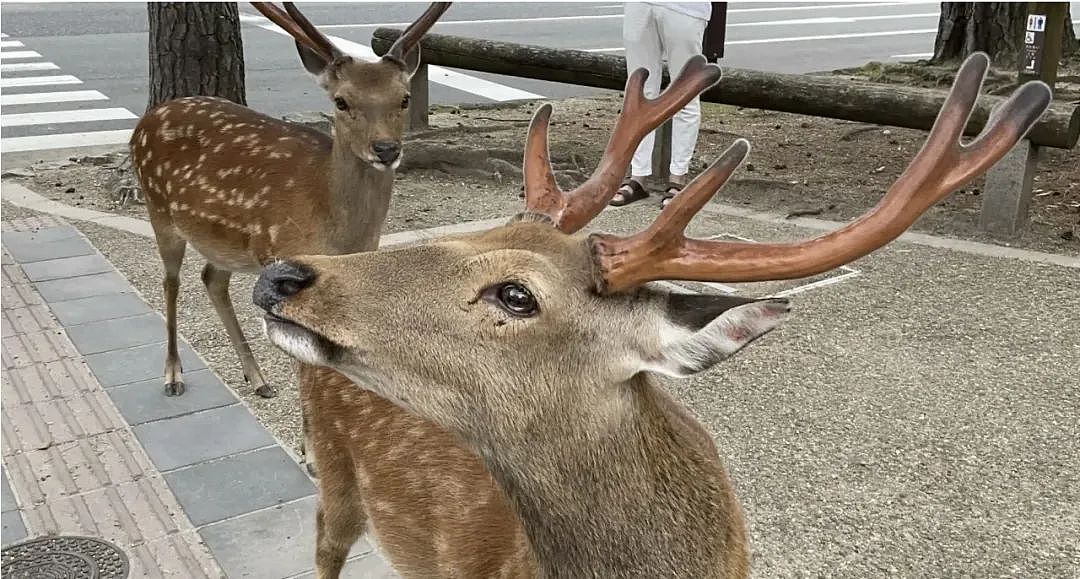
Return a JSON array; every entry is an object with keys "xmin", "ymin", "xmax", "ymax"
[{"xmin": 7, "ymin": 62, "xmax": 1079, "ymax": 254}]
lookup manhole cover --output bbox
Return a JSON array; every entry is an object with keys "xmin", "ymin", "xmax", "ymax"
[{"xmin": 1, "ymin": 536, "xmax": 129, "ymax": 579}]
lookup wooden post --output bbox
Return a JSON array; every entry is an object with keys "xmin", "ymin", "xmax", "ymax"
[
  {"xmin": 651, "ymin": 120, "xmax": 673, "ymax": 183},
  {"xmin": 407, "ymin": 62, "xmax": 430, "ymax": 132},
  {"xmin": 979, "ymin": 2, "xmax": 1064, "ymax": 237}
]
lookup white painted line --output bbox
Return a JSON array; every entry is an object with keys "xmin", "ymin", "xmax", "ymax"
[
  {"xmin": 316, "ymin": 3, "xmax": 935, "ymax": 28},
  {"xmin": 1, "ymin": 74, "xmax": 82, "ymax": 88},
  {"xmin": 729, "ymin": 12, "xmax": 939, "ymax": 27},
  {"xmin": 1, "ymin": 129, "xmax": 133, "ymax": 153},
  {"xmin": 769, "ymin": 270, "xmax": 863, "ymax": 298},
  {"xmin": 0, "ymin": 50, "xmax": 41, "ymax": 60},
  {"xmin": 1, "ymin": 107, "xmax": 138, "ymax": 128},
  {"xmin": 0, "ymin": 40, "xmax": 25, "ymax": 48},
  {"xmin": 239, "ymin": 13, "xmax": 542, "ymax": 101},
  {"xmin": 321, "ymin": 13, "xmax": 623, "ymax": 29},
  {"xmin": 1, "ymin": 90, "xmax": 109, "ymax": 106},
  {"xmin": 585, "ymin": 28, "xmax": 938, "ymax": 52},
  {"xmin": 891, "ymin": 52, "xmax": 934, "ymax": 59},
  {"xmin": 0, "ymin": 61, "xmax": 60, "ymax": 72},
  {"xmin": 0, "ymin": 33, "xmax": 8, "ymax": 38}
]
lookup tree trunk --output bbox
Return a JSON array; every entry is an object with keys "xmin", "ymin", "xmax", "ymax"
[
  {"xmin": 1064, "ymin": 9, "xmax": 1078, "ymax": 56},
  {"xmin": 146, "ymin": 2, "xmax": 246, "ymax": 111},
  {"xmin": 931, "ymin": 3, "xmax": 1077, "ymax": 65}
]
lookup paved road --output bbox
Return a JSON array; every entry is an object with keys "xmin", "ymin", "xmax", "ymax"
[{"xmin": 1, "ymin": 2, "xmax": 1076, "ymax": 162}]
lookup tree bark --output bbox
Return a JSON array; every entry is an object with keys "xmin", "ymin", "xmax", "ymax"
[
  {"xmin": 931, "ymin": 3, "xmax": 1077, "ymax": 65},
  {"xmin": 146, "ymin": 2, "xmax": 246, "ymax": 111}
]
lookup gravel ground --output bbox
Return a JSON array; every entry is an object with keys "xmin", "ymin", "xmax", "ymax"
[{"xmin": 3, "ymin": 193, "xmax": 1076, "ymax": 577}]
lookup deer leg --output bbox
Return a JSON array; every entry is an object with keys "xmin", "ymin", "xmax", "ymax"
[
  {"xmin": 313, "ymin": 475, "xmax": 367, "ymax": 579},
  {"xmin": 155, "ymin": 227, "xmax": 187, "ymax": 396},
  {"xmin": 201, "ymin": 264, "xmax": 276, "ymax": 398}
]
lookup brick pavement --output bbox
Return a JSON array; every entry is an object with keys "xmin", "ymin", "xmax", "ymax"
[{"xmin": 1, "ymin": 216, "xmax": 395, "ymax": 578}]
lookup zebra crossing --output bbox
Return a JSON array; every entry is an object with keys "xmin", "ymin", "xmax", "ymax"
[{"xmin": 0, "ymin": 34, "xmax": 136, "ymax": 155}]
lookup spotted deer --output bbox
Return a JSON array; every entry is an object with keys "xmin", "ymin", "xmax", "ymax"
[
  {"xmin": 129, "ymin": 1, "xmax": 450, "ymax": 398},
  {"xmin": 253, "ymin": 54, "xmax": 1049, "ymax": 578}
]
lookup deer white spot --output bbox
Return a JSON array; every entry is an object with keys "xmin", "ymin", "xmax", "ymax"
[
  {"xmin": 268, "ymin": 225, "xmax": 280, "ymax": 243},
  {"xmin": 154, "ymin": 166, "xmax": 163, "ymax": 178},
  {"xmin": 222, "ymin": 123, "xmax": 234, "ymax": 131},
  {"xmin": 139, "ymin": 132, "xmax": 148, "ymax": 147}
]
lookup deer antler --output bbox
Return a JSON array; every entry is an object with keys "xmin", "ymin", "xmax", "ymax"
[
  {"xmin": 524, "ymin": 55, "xmax": 722, "ymax": 233},
  {"xmin": 250, "ymin": 2, "xmax": 342, "ymax": 61},
  {"xmin": 588, "ymin": 52, "xmax": 1052, "ymax": 294},
  {"xmin": 386, "ymin": 3, "xmax": 452, "ymax": 61}
]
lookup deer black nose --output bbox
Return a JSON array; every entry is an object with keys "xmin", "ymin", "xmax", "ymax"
[
  {"xmin": 253, "ymin": 261, "xmax": 315, "ymax": 312},
  {"xmin": 372, "ymin": 141, "xmax": 401, "ymax": 164}
]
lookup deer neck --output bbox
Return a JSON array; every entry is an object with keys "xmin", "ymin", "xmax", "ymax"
[
  {"xmin": 467, "ymin": 374, "xmax": 749, "ymax": 578},
  {"xmin": 323, "ymin": 139, "xmax": 395, "ymax": 254}
]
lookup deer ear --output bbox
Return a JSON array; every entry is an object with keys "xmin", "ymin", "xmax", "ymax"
[
  {"xmin": 640, "ymin": 295, "xmax": 790, "ymax": 378},
  {"xmin": 295, "ymin": 40, "xmax": 330, "ymax": 76},
  {"xmin": 402, "ymin": 45, "xmax": 422, "ymax": 77}
]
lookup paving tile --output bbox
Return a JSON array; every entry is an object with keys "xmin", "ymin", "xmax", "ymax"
[
  {"xmin": 49, "ymin": 293, "xmax": 153, "ymax": 327},
  {"xmin": 66, "ymin": 313, "xmax": 167, "ymax": 355},
  {"xmin": 165, "ymin": 447, "xmax": 315, "ymax": 527},
  {"xmin": 3, "ymin": 235, "xmax": 95, "ymax": 264},
  {"xmin": 126, "ymin": 530, "xmax": 224, "ymax": 578},
  {"xmin": 200, "ymin": 495, "xmax": 374, "ymax": 579},
  {"xmin": 1, "ymin": 510, "xmax": 27, "ymax": 546},
  {"xmin": 1, "ymin": 468, "xmax": 17, "ymax": 512},
  {"xmin": 107, "ymin": 369, "xmax": 239, "ymax": 426},
  {"xmin": 20, "ymin": 254, "xmax": 113, "ymax": 282},
  {"xmin": 1, "ymin": 248, "xmax": 13, "ymax": 265},
  {"xmin": 33, "ymin": 271, "xmax": 131, "ymax": 302},
  {"xmin": 2, "ymin": 303, "xmax": 56, "ymax": 335},
  {"xmin": 293, "ymin": 553, "xmax": 401, "ymax": 579},
  {"xmin": 1, "ymin": 225, "xmax": 81, "ymax": 246},
  {"xmin": 84, "ymin": 341, "xmax": 205, "ymax": 388},
  {"xmin": 2, "ymin": 328, "xmax": 80, "ymax": 369},
  {"xmin": 133, "ymin": 405, "xmax": 275, "ymax": 472}
]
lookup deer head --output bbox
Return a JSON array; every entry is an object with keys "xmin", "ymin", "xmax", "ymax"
[
  {"xmin": 251, "ymin": 2, "xmax": 450, "ymax": 169},
  {"xmin": 254, "ymin": 53, "xmax": 1048, "ymax": 440}
]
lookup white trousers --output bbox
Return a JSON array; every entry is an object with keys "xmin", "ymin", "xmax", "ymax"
[{"xmin": 622, "ymin": 2, "xmax": 708, "ymax": 179}]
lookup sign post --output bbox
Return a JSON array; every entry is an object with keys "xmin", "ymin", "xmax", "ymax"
[{"xmin": 979, "ymin": 2, "xmax": 1065, "ymax": 238}]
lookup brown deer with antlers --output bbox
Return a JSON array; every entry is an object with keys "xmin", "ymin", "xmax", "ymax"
[
  {"xmin": 129, "ymin": 2, "xmax": 450, "ymax": 398},
  {"xmin": 253, "ymin": 54, "xmax": 1049, "ymax": 578}
]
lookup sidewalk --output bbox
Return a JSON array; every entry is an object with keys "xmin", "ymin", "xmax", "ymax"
[{"xmin": 1, "ymin": 216, "xmax": 394, "ymax": 577}]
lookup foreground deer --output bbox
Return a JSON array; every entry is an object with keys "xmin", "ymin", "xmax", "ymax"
[
  {"xmin": 254, "ymin": 54, "xmax": 1049, "ymax": 578},
  {"xmin": 129, "ymin": 1, "xmax": 450, "ymax": 397}
]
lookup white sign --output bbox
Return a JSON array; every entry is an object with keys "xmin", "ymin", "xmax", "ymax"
[
  {"xmin": 1025, "ymin": 31, "xmax": 1036, "ymax": 44},
  {"xmin": 1027, "ymin": 14, "xmax": 1046, "ymax": 32}
]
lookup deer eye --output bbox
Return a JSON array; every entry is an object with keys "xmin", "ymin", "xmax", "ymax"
[
  {"xmin": 401, "ymin": 94, "xmax": 411, "ymax": 109},
  {"xmin": 485, "ymin": 282, "xmax": 538, "ymax": 317},
  {"xmin": 334, "ymin": 97, "xmax": 349, "ymax": 111}
]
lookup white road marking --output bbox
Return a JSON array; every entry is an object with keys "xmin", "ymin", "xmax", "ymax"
[
  {"xmin": 0, "ymin": 40, "xmax": 25, "ymax": 48},
  {"xmin": 730, "ymin": 12, "xmax": 939, "ymax": 27},
  {"xmin": 321, "ymin": 13, "xmax": 624, "ymax": 29},
  {"xmin": 1, "ymin": 74, "xmax": 82, "ymax": 88},
  {"xmin": 239, "ymin": 13, "xmax": 542, "ymax": 102},
  {"xmin": 1, "ymin": 90, "xmax": 109, "ymax": 106},
  {"xmin": 1, "ymin": 129, "xmax": 133, "ymax": 153},
  {"xmin": 891, "ymin": 52, "xmax": 934, "ymax": 59},
  {"xmin": 0, "ymin": 33, "xmax": 8, "ymax": 38},
  {"xmin": 1, "ymin": 61, "xmax": 61, "ymax": 72},
  {"xmin": 586, "ymin": 28, "xmax": 938, "ymax": 52},
  {"xmin": 1, "ymin": 107, "xmax": 138, "ymax": 128},
  {"xmin": 0, "ymin": 50, "xmax": 41, "ymax": 60}
]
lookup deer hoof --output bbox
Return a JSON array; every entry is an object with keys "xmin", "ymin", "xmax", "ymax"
[
  {"xmin": 164, "ymin": 381, "xmax": 186, "ymax": 397},
  {"xmin": 255, "ymin": 384, "xmax": 277, "ymax": 398}
]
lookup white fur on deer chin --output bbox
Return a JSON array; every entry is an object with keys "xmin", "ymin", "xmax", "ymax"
[{"xmin": 264, "ymin": 318, "xmax": 327, "ymax": 366}]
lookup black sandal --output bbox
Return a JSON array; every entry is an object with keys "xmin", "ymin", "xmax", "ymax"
[
  {"xmin": 660, "ymin": 182, "xmax": 683, "ymax": 208},
  {"xmin": 609, "ymin": 179, "xmax": 649, "ymax": 207}
]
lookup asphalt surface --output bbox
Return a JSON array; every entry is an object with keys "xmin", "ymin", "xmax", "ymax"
[{"xmin": 1, "ymin": 1, "xmax": 959, "ymax": 162}]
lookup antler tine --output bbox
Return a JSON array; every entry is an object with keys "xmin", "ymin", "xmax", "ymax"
[
  {"xmin": 250, "ymin": 2, "xmax": 338, "ymax": 60},
  {"xmin": 524, "ymin": 55, "xmax": 722, "ymax": 233},
  {"xmin": 590, "ymin": 52, "xmax": 1052, "ymax": 294},
  {"xmin": 386, "ymin": 2, "xmax": 452, "ymax": 61},
  {"xmin": 281, "ymin": 2, "xmax": 341, "ymax": 60}
]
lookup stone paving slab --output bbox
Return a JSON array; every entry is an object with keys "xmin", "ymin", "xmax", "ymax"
[
  {"xmin": 1, "ymin": 217, "xmax": 393, "ymax": 577},
  {"xmin": 200, "ymin": 495, "xmax": 387, "ymax": 579}
]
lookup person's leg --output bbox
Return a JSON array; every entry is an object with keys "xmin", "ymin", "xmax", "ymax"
[
  {"xmin": 611, "ymin": 2, "xmax": 662, "ymax": 206},
  {"xmin": 658, "ymin": 8, "xmax": 708, "ymax": 206}
]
